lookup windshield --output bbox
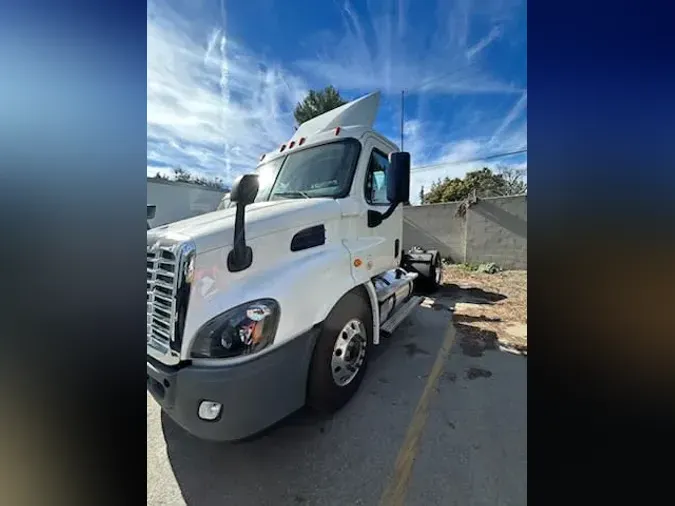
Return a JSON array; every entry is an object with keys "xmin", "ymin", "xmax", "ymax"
[{"xmin": 254, "ymin": 139, "xmax": 361, "ymax": 203}]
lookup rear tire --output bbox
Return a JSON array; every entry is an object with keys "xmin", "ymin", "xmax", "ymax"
[
  {"xmin": 410, "ymin": 252, "xmax": 443, "ymax": 294},
  {"xmin": 307, "ymin": 291, "xmax": 372, "ymax": 414},
  {"xmin": 425, "ymin": 252, "xmax": 443, "ymax": 293}
]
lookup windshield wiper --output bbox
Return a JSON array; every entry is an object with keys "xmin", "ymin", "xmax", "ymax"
[{"xmin": 272, "ymin": 191, "xmax": 310, "ymax": 199}]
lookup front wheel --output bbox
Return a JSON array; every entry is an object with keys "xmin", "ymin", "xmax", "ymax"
[{"xmin": 306, "ymin": 291, "xmax": 372, "ymax": 414}]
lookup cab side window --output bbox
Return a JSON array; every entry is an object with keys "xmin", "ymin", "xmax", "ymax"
[{"xmin": 365, "ymin": 150, "xmax": 390, "ymax": 205}]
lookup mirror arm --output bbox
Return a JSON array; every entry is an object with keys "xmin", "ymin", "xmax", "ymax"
[
  {"xmin": 367, "ymin": 202, "xmax": 399, "ymax": 228},
  {"xmin": 227, "ymin": 202, "xmax": 253, "ymax": 272},
  {"xmin": 227, "ymin": 174, "xmax": 259, "ymax": 273},
  {"xmin": 380, "ymin": 202, "xmax": 399, "ymax": 220}
]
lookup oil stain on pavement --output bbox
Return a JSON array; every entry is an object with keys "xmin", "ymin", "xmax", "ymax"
[
  {"xmin": 466, "ymin": 367, "xmax": 493, "ymax": 380},
  {"xmin": 457, "ymin": 325, "xmax": 498, "ymax": 357},
  {"xmin": 403, "ymin": 342, "xmax": 431, "ymax": 357}
]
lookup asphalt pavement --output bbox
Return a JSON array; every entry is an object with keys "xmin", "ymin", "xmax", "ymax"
[{"xmin": 147, "ymin": 296, "xmax": 527, "ymax": 506}]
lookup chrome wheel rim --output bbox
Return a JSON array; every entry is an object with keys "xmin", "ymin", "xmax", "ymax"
[{"xmin": 331, "ymin": 319, "xmax": 367, "ymax": 387}]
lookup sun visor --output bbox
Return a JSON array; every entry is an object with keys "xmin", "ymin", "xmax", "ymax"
[{"xmin": 289, "ymin": 91, "xmax": 381, "ymax": 144}]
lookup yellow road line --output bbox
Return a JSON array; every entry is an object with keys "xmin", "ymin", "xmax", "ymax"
[{"xmin": 379, "ymin": 320, "xmax": 456, "ymax": 506}]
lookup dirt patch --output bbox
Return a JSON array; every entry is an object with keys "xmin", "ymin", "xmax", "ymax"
[{"xmin": 442, "ymin": 264, "xmax": 527, "ymax": 352}]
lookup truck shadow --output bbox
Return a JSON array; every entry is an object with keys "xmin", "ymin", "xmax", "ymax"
[
  {"xmin": 158, "ymin": 298, "xmax": 524, "ymax": 505},
  {"xmin": 159, "ymin": 303, "xmax": 452, "ymax": 505},
  {"xmin": 436, "ymin": 283, "xmax": 507, "ymax": 305},
  {"xmin": 431, "ymin": 286, "xmax": 526, "ymax": 358},
  {"xmin": 159, "ymin": 332, "xmax": 408, "ymax": 505},
  {"xmin": 160, "ymin": 407, "xmax": 331, "ymax": 505}
]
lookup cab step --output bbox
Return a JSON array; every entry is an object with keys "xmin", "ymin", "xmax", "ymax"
[{"xmin": 380, "ymin": 295, "xmax": 423, "ymax": 336}]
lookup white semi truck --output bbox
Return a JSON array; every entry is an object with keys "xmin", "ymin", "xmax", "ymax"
[{"xmin": 146, "ymin": 91, "xmax": 443, "ymax": 441}]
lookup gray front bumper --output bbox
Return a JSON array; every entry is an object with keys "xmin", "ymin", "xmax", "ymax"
[{"xmin": 147, "ymin": 325, "xmax": 320, "ymax": 442}]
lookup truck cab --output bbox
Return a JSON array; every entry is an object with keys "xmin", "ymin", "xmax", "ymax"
[{"xmin": 146, "ymin": 91, "xmax": 443, "ymax": 441}]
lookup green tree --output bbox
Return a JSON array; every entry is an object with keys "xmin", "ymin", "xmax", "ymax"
[
  {"xmin": 423, "ymin": 167, "xmax": 510, "ymax": 204},
  {"xmin": 294, "ymin": 86, "xmax": 347, "ymax": 125},
  {"xmin": 172, "ymin": 167, "xmax": 192, "ymax": 183},
  {"xmin": 149, "ymin": 168, "xmax": 227, "ymax": 191},
  {"xmin": 496, "ymin": 164, "xmax": 527, "ymax": 195},
  {"xmin": 464, "ymin": 167, "xmax": 509, "ymax": 197}
]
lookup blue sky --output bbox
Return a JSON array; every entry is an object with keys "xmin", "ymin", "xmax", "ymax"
[{"xmin": 148, "ymin": 0, "xmax": 527, "ymax": 202}]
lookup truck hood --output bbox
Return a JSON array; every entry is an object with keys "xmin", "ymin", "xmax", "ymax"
[{"xmin": 148, "ymin": 198, "xmax": 342, "ymax": 252}]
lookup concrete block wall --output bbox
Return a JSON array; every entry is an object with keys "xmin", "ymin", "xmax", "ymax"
[
  {"xmin": 402, "ymin": 195, "xmax": 527, "ymax": 269},
  {"xmin": 403, "ymin": 203, "xmax": 466, "ymax": 263},
  {"xmin": 465, "ymin": 196, "xmax": 527, "ymax": 269}
]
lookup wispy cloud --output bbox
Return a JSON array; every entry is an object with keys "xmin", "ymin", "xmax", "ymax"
[
  {"xmin": 147, "ymin": 0, "xmax": 526, "ymax": 192},
  {"xmin": 147, "ymin": 0, "xmax": 307, "ymax": 180},
  {"xmin": 466, "ymin": 25, "xmax": 503, "ymax": 61},
  {"xmin": 491, "ymin": 90, "xmax": 527, "ymax": 141},
  {"xmin": 405, "ymin": 98, "xmax": 527, "ymax": 204},
  {"xmin": 297, "ymin": 0, "xmax": 521, "ymax": 96}
]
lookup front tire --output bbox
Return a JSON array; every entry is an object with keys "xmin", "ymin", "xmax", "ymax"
[{"xmin": 307, "ymin": 291, "xmax": 372, "ymax": 414}]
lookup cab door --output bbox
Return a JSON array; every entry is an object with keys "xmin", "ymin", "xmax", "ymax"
[{"xmin": 360, "ymin": 135, "xmax": 403, "ymax": 276}]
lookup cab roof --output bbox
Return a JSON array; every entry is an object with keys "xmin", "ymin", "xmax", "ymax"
[
  {"xmin": 258, "ymin": 91, "xmax": 395, "ymax": 165},
  {"xmin": 290, "ymin": 91, "xmax": 380, "ymax": 143}
]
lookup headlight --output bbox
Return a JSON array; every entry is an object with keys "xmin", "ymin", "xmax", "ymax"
[{"xmin": 189, "ymin": 299, "xmax": 280, "ymax": 359}]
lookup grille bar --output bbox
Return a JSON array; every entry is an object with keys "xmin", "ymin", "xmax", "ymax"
[
  {"xmin": 147, "ymin": 237, "xmax": 196, "ymax": 365},
  {"xmin": 146, "ymin": 246, "xmax": 178, "ymax": 350}
]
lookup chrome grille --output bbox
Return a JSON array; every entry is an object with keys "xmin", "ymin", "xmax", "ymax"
[{"xmin": 147, "ymin": 246, "xmax": 178, "ymax": 353}]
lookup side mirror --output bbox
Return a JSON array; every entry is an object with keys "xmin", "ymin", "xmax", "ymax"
[
  {"xmin": 230, "ymin": 174, "xmax": 259, "ymax": 205},
  {"xmin": 386, "ymin": 152, "xmax": 411, "ymax": 204},
  {"xmin": 367, "ymin": 151, "xmax": 411, "ymax": 228},
  {"xmin": 147, "ymin": 205, "xmax": 156, "ymax": 220}
]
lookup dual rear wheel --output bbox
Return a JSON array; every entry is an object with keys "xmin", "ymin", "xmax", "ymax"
[{"xmin": 409, "ymin": 251, "xmax": 443, "ymax": 293}]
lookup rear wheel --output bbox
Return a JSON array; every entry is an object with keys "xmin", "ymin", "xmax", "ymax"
[
  {"xmin": 410, "ymin": 251, "xmax": 443, "ymax": 294},
  {"xmin": 307, "ymin": 291, "xmax": 372, "ymax": 414},
  {"xmin": 429, "ymin": 252, "xmax": 443, "ymax": 292}
]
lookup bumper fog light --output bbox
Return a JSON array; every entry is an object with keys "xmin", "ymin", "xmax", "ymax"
[{"xmin": 198, "ymin": 401, "xmax": 222, "ymax": 421}]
